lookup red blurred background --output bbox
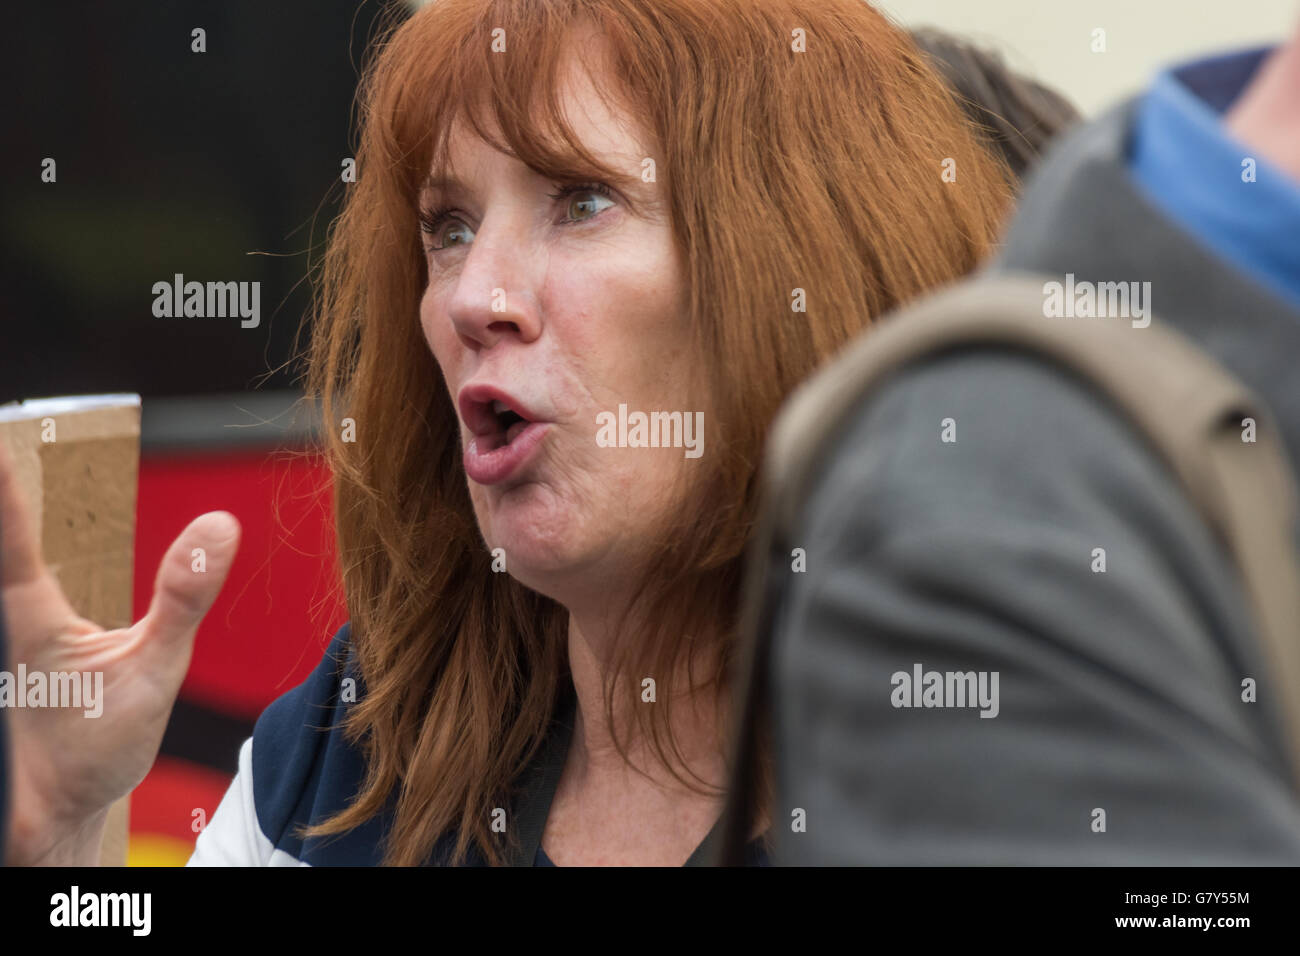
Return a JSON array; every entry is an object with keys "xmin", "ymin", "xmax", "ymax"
[
  {"xmin": 0, "ymin": 0, "xmax": 403, "ymax": 865},
  {"xmin": 128, "ymin": 401, "xmax": 347, "ymax": 865}
]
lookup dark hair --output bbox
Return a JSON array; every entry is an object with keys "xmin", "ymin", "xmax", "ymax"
[{"xmin": 912, "ymin": 26, "xmax": 1081, "ymax": 182}]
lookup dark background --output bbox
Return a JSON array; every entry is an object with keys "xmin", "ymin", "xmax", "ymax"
[
  {"xmin": 1, "ymin": 3, "xmax": 409, "ymax": 863},
  {"xmin": 1, "ymin": 0, "xmax": 406, "ymax": 402}
]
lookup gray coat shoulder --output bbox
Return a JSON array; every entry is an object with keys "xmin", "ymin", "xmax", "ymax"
[{"xmin": 772, "ymin": 347, "xmax": 1300, "ymax": 864}]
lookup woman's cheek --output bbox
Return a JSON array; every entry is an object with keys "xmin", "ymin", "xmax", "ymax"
[{"xmin": 420, "ymin": 299, "xmax": 457, "ymax": 373}]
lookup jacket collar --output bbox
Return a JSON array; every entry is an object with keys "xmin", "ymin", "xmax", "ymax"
[{"xmin": 994, "ymin": 99, "xmax": 1300, "ymax": 479}]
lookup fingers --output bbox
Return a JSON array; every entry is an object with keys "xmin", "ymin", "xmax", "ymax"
[
  {"xmin": 0, "ymin": 434, "xmax": 46, "ymax": 587},
  {"xmin": 140, "ymin": 511, "xmax": 241, "ymax": 658}
]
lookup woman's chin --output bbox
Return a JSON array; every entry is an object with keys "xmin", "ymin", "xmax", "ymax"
[
  {"xmin": 474, "ymin": 487, "xmax": 640, "ymax": 604},
  {"xmin": 494, "ymin": 549, "xmax": 595, "ymax": 606},
  {"xmin": 484, "ymin": 522, "xmax": 614, "ymax": 605},
  {"xmin": 479, "ymin": 503, "xmax": 587, "ymax": 581}
]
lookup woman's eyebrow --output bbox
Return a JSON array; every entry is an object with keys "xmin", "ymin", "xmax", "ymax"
[
  {"xmin": 420, "ymin": 164, "xmax": 661, "ymax": 215},
  {"xmin": 420, "ymin": 174, "xmax": 463, "ymax": 196}
]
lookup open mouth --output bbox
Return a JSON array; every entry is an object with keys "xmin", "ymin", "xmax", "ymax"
[
  {"xmin": 457, "ymin": 385, "xmax": 550, "ymax": 486},
  {"xmin": 458, "ymin": 387, "xmax": 542, "ymax": 453},
  {"xmin": 491, "ymin": 400, "xmax": 530, "ymax": 448}
]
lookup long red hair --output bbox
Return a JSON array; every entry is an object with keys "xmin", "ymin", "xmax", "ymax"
[{"xmin": 303, "ymin": 0, "xmax": 1010, "ymax": 865}]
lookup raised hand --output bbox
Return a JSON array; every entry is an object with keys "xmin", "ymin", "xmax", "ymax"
[{"xmin": 0, "ymin": 438, "xmax": 240, "ymax": 865}]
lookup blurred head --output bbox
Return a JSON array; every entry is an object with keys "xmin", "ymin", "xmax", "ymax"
[
  {"xmin": 305, "ymin": 0, "xmax": 1011, "ymax": 865},
  {"xmin": 912, "ymin": 26, "xmax": 1081, "ymax": 183}
]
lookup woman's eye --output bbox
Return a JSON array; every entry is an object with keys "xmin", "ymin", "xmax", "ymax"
[
  {"xmin": 562, "ymin": 187, "xmax": 614, "ymax": 223},
  {"xmin": 420, "ymin": 210, "xmax": 475, "ymax": 252},
  {"xmin": 432, "ymin": 218, "xmax": 474, "ymax": 250}
]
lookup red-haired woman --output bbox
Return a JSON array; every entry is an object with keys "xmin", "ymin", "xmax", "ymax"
[{"xmin": 3, "ymin": 0, "xmax": 1010, "ymax": 866}]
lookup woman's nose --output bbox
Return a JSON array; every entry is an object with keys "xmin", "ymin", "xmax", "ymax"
[{"xmin": 445, "ymin": 223, "xmax": 542, "ymax": 352}]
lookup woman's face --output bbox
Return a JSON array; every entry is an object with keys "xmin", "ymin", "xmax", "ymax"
[{"xmin": 419, "ymin": 56, "xmax": 697, "ymax": 608}]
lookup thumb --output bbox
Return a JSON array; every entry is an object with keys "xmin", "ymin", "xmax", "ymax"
[{"xmin": 141, "ymin": 511, "xmax": 241, "ymax": 655}]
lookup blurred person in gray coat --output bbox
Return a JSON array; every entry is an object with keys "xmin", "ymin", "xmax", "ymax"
[{"xmin": 743, "ymin": 20, "xmax": 1300, "ymax": 864}]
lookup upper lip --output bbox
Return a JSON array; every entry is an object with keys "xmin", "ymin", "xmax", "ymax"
[{"xmin": 457, "ymin": 383, "xmax": 543, "ymax": 438}]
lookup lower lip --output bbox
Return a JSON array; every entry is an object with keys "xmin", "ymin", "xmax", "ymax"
[{"xmin": 464, "ymin": 422, "xmax": 551, "ymax": 486}]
